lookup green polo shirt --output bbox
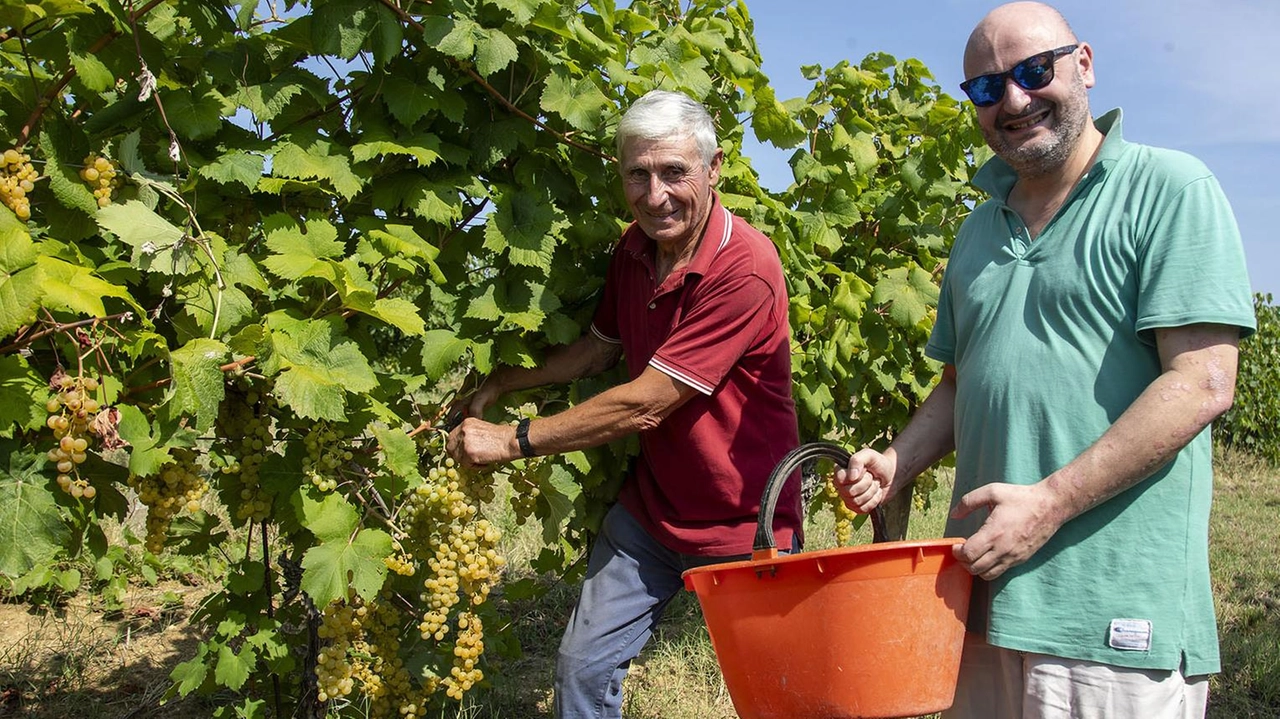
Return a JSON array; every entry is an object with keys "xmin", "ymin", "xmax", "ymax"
[{"xmin": 928, "ymin": 109, "xmax": 1255, "ymax": 673}]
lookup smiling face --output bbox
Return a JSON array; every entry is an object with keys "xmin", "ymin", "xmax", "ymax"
[
  {"xmin": 964, "ymin": 3, "xmax": 1095, "ymax": 178},
  {"xmin": 620, "ymin": 135, "xmax": 723, "ymax": 253}
]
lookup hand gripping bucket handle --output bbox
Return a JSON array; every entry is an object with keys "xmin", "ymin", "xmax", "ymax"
[{"xmin": 751, "ymin": 441, "xmax": 889, "ymax": 561}]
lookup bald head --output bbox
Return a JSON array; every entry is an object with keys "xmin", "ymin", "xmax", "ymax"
[{"xmin": 965, "ymin": 2, "xmax": 1078, "ymax": 79}]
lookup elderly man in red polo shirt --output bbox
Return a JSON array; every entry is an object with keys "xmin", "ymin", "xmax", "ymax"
[{"xmin": 446, "ymin": 89, "xmax": 801, "ymax": 718}]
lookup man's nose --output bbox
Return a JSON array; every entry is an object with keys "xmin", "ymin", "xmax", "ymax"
[{"xmin": 1000, "ymin": 78, "xmax": 1033, "ymax": 114}]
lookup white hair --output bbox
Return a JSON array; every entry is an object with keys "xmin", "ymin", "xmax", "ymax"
[{"xmin": 615, "ymin": 90, "xmax": 718, "ymax": 166}]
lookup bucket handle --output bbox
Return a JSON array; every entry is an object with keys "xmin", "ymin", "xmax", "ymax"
[{"xmin": 752, "ymin": 442, "xmax": 888, "ymax": 560}]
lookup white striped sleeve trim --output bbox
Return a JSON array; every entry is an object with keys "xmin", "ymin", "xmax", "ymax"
[
  {"xmin": 714, "ymin": 206, "xmax": 732, "ymax": 255},
  {"xmin": 590, "ymin": 324, "xmax": 622, "ymax": 344},
  {"xmin": 649, "ymin": 357, "xmax": 714, "ymax": 395}
]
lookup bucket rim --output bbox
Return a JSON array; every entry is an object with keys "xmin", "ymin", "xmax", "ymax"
[{"xmin": 681, "ymin": 537, "xmax": 965, "ymax": 581}]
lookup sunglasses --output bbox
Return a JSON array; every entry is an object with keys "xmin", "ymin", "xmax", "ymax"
[{"xmin": 960, "ymin": 45, "xmax": 1079, "ymax": 107}]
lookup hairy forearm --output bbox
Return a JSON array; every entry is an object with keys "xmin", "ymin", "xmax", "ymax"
[
  {"xmin": 1040, "ymin": 357, "xmax": 1235, "ymax": 525},
  {"xmin": 524, "ymin": 370, "xmax": 692, "ymax": 456}
]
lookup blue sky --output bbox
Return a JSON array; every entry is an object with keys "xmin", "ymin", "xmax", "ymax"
[{"xmin": 739, "ymin": 0, "xmax": 1277, "ymax": 298}]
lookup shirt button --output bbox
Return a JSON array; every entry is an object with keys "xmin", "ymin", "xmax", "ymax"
[{"xmin": 648, "ymin": 303, "xmax": 656, "ymax": 309}]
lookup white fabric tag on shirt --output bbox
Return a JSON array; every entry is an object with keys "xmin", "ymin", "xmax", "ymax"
[{"xmin": 1108, "ymin": 619, "xmax": 1153, "ymax": 651}]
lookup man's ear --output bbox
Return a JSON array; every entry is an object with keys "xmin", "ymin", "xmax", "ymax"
[
  {"xmin": 708, "ymin": 148, "xmax": 724, "ymax": 184},
  {"xmin": 1076, "ymin": 42, "xmax": 1096, "ymax": 90}
]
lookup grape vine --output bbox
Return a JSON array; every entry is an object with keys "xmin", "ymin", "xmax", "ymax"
[{"xmin": 0, "ymin": 0, "xmax": 983, "ymax": 714}]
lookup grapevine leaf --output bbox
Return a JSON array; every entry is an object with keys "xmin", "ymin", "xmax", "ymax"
[
  {"xmin": 69, "ymin": 50, "xmax": 114, "ymax": 92},
  {"xmin": 34, "ymin": 257, "xmax": 139, "ymax": 318},
  {"xmin": 368, "ymin": 298, "xmax": 426, "ymax": 336},
  {"xmin": 465, "ymin": 284, "xmax": 502, "ymax": 322},
  {"xmin": 420, "ymin": 329, "xmax": 468, "ymax": 381},
  {"xmin": 215, "ymin": 643, "xmax": 253, "ymax": 691},
  {"xmin": 474, "ymin": 26, "xmax": 519, "ymax": 76},
  {"xmin": 422, "ymin": 15, "xmax": 477, "ymax": 60},
  {"xmin": 297, "ymin": 493, "xmax": 393, "ymax": 604},
  {"xmin": 487, "ymin": 0, "xmax": 543, "ymax": 24},
  {"xmin": 751, "ymin": 84, "xmax": 807, "ymax": 148},
  {"xmin": 268, "ymin": 319, "xmax": 377, "ymax": 421},
  {"xmin": 270, "ymin": 142, "xmax": 364, "ymax": 200},
  {"xmin": 115, "ymin": 404, "xmax": 173, "ymax": 477},
  {"xmin": 380, "ymin": 76, "xmax": 435, "ymax": 127},
  {"xmin": 170, "ymin": 644, "xmax": 210, "ymax": 695},
  {"xmin": 540, "ymin": 464, "xmax": 581, "ymax": 546},
  {"xmin": 871, "ymin": 265, "xmax": 937, "ymax": 328},
  {"xmin": 162, "ymin": 87, "xmax": 225, "ymax": 140},
  {"xmin": 38, "ymin": 132, "xmax": 98, "ymax": 215},
  {"xmin": 540, "ymin": 71, "xmax": 610, "ymax": 131},
  {"xmin": 94, "ymin": 201, "xmax": 189, "ymax": 274},
  {"xmin": 366, "ymin": 225, "xmax": 445, "ymax": 283},
  {"xmin": 232, "ymin": 78, "xmax": 305, "ymax": 122},
  {"xmin": 197, "ymin": 152, "xmax": 265, "ymax": 189},
  {"xmin": 849, "ymin": 131, "xmax": 880, "ymax": 177},
  {"xmin": 0, "ymin": 355, "xmax": 45, "ymax": 436},
  {"xmin": 312, "ymin": 0, "xmax": 377, "ymax": 60},
  {"xmin": 483, "ymin": 192, "xmax": 562, "ymax": 271},
  {"xmin": 0, "ymin": 442, "xmax": 70, "ymax": 578},
  {"xmin": 351, "ymin": 136, "xmax": 442, "ymax": 167},
  {"xmin": 371, "ymin": 423, "xmax": 422, "ymax": 484},
  {"xmin": 0, "ymin": 220, "xmax": 43, "ymax": 338},
  {"xmin": 831, "ymin": 274, "xmax": 872, "ymax": 321},
  {"xmin": 168, "ymin": 339, "xmax": 228, "ymax": 432},
  {"xmin": 262, "ymin": 215, "xmax": 343, "ymax": 281}
]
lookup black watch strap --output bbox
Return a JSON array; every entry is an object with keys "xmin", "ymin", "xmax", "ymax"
[{"xmin": 516, "ymin": 418, "xmax": 536, "ymax": 458}]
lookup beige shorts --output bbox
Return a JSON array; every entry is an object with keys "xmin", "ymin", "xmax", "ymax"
[{"xmin": 942, "ymin": 635, "xmax": 1209, "ymax": 719}]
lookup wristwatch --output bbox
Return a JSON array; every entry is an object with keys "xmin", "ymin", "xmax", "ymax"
[{"xmin": 516, "ymin": 417, "xmax": 536, "ymax": 458}]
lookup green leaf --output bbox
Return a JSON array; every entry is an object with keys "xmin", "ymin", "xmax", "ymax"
[
  {"xmin": 198, "ymin": 152, "xmax": 265, "ymax": 189},
  {"xmin": 0, "ymin": 442, "xmax": 70, "ymax": 578},
  {"xmin": 420, "ymin": 329, "xmax": 468, "ymax": 381},
  {"xmin": 751, "ymin": 85, "xmax": 807, "ymax": 148},
  {"xmin": 483, "ymin": 192, "xmax": 563, "ymax": 271},
  {"xmin": 297, "ymin": 493, "xmax": 392, "ymax": 604},
  {"xmin": 0, "ymin": 355, "xmax": 45, "ymax": 437},
  {"xmin": 539, "ymin": 71, "xmax": 611, "ymax": 132},
  {"xmin": 351, "ymin": 135, "xmax": 442, "ymax": 167},
  {"xmin": 39, "ymin": 132, "xmax": 98, "ymax": 216},
  {"xmin": 371, "ymin": 423, "xmax": 421, "ymax": 483},
  {"xmin": 163, "ymin": 87, "xmax": 225, "ymax": 140},
  {"xmin": 262, "ymin": 215, "xmax": 343, "ymax": 281},
  {"xmin": 95, "ymin": 201, "xmax": 189, "ymax": 274},
  {"xmin": 215, "ymin": 644, "xmax": 253, "ymax": 690},
  {"xmin": 171, "ymin": 646, "xmax": 210, "ymax": 695},
  {"xmin": 115, "ymin": 404, "xmax": 172, "ymax": 477},
  {"xmin": 540, "ymin": 464, "xmax": 581, "ymax": 546},
  {"xmin": 232, "ymin": 79, "xmax": 305, "ymax": 123},
  {"xmin": 849, "ymin": 131, "xmax": 880, "ymax": 177},
  {"xmin": 69, "ymin": 50, "xmax": 114, "ymax": 92},
  {"xmin": 34, "ymin": 256, "xmax": 139, "ymax": 317},
  {"xmin": 367, "ymin": 297, "xmax": 426, "ymax": 336},
  {"xmin": 268, "ymin": 318, "xmax": 378, "ymax": 421},
  {"xmin": 871, "ymin": 265, "xmax": 937, "ymax": 328},
  {"xmin": 168, "ymin": 339, "xmax": 228, "ymax": 432},
  {"xmin": 474, "ymin": 27, "xmax": 519, "ymax": 76},
  {"xmin": 271, "ymin": 141, "xmax": 364, "ymax": 200},
  {"xmin": 0, "ymin": 219, "xmax": 43, "ymax": 338}
]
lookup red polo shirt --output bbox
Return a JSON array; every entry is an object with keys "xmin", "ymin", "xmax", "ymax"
[{"xmin": 590, "ymin": 193, "xmax": 801, "ymax": 555}]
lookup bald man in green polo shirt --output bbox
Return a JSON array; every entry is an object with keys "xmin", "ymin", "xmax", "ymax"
[{"xmin": 834, "ymin": 3, "xmax": 1255, "ymax": 718}]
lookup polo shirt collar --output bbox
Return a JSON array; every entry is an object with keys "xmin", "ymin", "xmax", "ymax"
[
  {"xmin": 973, "ymin": 108, "xmax": 1127, "ymax": 201},
  {"xmin": 622, "ymin": 191, "xmax": 731, "ymax": 280}
]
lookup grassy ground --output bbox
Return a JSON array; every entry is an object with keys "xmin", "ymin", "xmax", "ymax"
[{"xmin": 0, "ymin": 452, "xmax": 1276, "ymax": 718}]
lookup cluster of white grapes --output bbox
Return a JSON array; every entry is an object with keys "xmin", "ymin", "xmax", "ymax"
[
  {"xmin": 216, "ymin": 376, "xmax": 275, "ymax": 522},
  {"xmin": 79, "ymin": 154, "xmax": 121, "ymax": 208},
  {"xmin": 128, "ymin": 448, "xmax": 207, "ymax": 553},
  {"xmin": 44, "ymin": 375, "xmax": 104, "ymax": 500},
  {"xmin": 1, "ymin": 148, "xmax": 37, "ymax": 220}
]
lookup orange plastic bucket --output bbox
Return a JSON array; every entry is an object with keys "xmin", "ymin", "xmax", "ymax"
[{"xmin": 682, "ymin": 443, "xmax": 972, "ymax": 719}]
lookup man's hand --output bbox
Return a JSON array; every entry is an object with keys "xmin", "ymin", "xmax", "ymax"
[
  {"xmin": 447, "ymin": 417, "xmax": 518, "ymax": 467},
  {"xmin": 950, "ymin": 482, "xmax": 1064, "ymax": 580},
  {"xmin": 833, "ymin": 448, "xmax": 898, "ymax": 514}
]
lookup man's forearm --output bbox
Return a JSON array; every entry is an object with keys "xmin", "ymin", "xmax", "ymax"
[{"xmin": 1039, "ymin": 340, "xmax": 1237, "ymax": 525}]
